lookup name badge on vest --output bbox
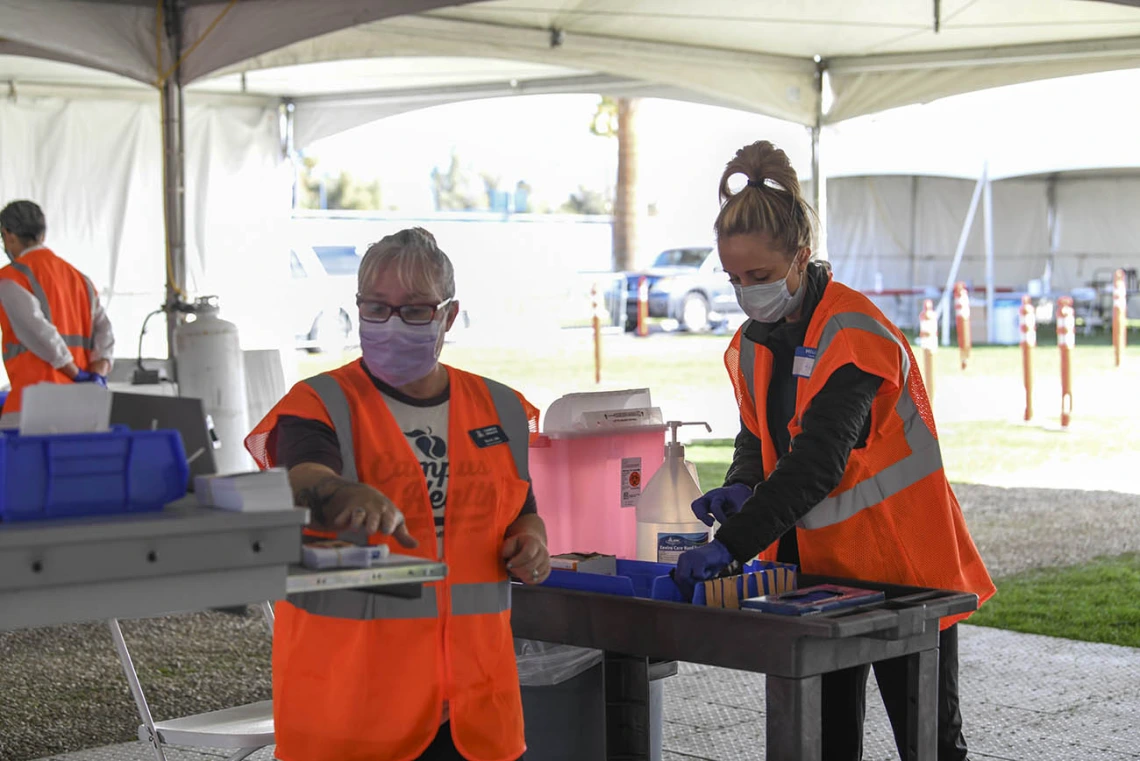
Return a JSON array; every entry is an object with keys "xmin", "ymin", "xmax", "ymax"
[
  {"xmin": 793, "ymin": 347, "xmax": 817, "ymax": 378},
  {"xmin": 469, "ymin": 425, "xmax": 509, "ymax": 448}
]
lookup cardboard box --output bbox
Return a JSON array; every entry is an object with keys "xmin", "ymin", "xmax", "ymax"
[{"xmin": 550, "ymin": 552, "xmax": 618, "ymax": 575}]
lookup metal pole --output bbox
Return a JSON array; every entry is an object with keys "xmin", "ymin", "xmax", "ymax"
[
  {"xmin": 1045, "ymin": 174, "xmax": 1059, "ymax": 295},
  {"xmin": 810, "ymin": 62, "xmax": 828, "ymax": 260},
  {"xmin": 162, "ymin": 0, "xmax": 186, "ymax": 373},
  {"xmin": 938, "ymin": 165, "xmax": 987, "ymax": 346},
  {"xmin": 909, "ymin": 175, "xmax": 920, "ymax": 325},
  {"xmin": 983, "ymin": 173, "xmax": 996, "ymax": 344}
]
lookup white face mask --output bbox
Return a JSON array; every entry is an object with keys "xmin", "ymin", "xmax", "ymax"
[{"xmin": 733, "ymin": 258, "xmax": 807, "ymax": 323}]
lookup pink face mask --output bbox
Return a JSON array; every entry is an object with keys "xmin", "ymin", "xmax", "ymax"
[{"xmin": 359, "ymin": 318, "xmax": 445, "ymax": 387}]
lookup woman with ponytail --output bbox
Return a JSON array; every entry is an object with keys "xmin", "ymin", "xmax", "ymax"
[{"xmin": 674, "ymin": 141, "xmax": 994, "ymax": 760}]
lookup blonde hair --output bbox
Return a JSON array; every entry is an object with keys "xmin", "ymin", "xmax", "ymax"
[
  {"xmin": 358, "ymin": 227, "xmax": 456, "ymax": 301},
  {"xmin": 714, "ymin": 141, "xmax": 816, "ymax": 260}
]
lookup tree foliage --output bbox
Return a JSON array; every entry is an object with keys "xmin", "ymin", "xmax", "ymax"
[{"xmin": 296, "ymin": 156, "xmax": 382, "ymax": 211}]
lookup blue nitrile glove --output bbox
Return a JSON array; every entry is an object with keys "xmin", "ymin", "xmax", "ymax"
[
  {"xmin": 673, "ymin": 540, "xmax": 734, "ymax": 601},
  {"xmin": 73, "ymin": 370, "xmax": 107, "ymax": 387},
  {"xmin": 690, "ymin": 483, "xmax": 754, "ymax": 527}
]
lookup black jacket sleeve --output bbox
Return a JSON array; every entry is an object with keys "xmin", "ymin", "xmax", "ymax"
[
  {"xmin": 723, "ymin": 418, "xmax": 766, "ymax": 489},
  {"xmin": 715, "ymin": 363, "xmax": 883, "ymax": 564}
]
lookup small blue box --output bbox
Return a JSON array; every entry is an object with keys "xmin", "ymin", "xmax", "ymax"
[{"xmin": 0, "ymin": 425, "xmax": 189, "ymax": 522}]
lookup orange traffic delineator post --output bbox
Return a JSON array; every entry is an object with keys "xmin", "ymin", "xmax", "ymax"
[
  {"xmin": 1056, "ymin": 296, "xmax": 1075, "ymax": 429},
  {"xmin": 954, "ymin": 282, "xmax": 971, "ymax": 370},
  {"xmin": 918, "ymin": 299, "xmax": 938, "ymax": 402},
  {"xmin": 636, "ymin": 276, "xmax": 650, "ymax": 338},
  {"xmin": 591, "ymin": 283, "xmax": 603, "ymax": 384},
  {"xmin": 1113, "ymin": 268, "xmax": 1127, "ymax": 368},
  {"xmin": 1019, "ymin": 295, "xmax": 1036, "ymax": 421}
]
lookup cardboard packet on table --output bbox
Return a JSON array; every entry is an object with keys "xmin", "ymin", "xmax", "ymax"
[
  {"xmin": 302, "ymin": 540, "xmax": 391, "ymax": 570},
  {"xmin": 549, "ymin": 552, "xmax": 617, "ymax": 575},
  {"xmin": 696, "ymin": 560, "xmax": 798, "ymax": 610}
]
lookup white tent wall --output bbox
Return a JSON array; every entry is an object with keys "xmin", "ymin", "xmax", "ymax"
[
  {"xmin": 0, "ymin": 90, "xmax": 290, "ymax": 378},
  {"xmin": 821, "ymin": 173, "xmax": 1140, "ymax": 330},
  {"xmin": 1053, "ymin": 176, "xmax": 1140, "ymax": 288},
  {"xmin": 183, "ymin": 101, "xmax": 293, "ymax": 354}
]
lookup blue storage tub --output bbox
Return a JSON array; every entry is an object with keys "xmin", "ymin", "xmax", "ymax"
[
  {"xmin": 0, "ymin": 425, "xmax": 189, "ymax": 522},
  {"xmin": 541, "ymin": 559, "xmax": 685, "ymax": 602},
  {"xmin": 541, "ymin": 558, "xmax": 797, "ymax": 607}
]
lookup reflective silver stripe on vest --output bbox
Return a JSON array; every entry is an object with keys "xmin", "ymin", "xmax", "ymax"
[
  {"xmin": 303, "ymin": 373, "xmax": 359, "ymax": 482},
  {"xmin": 291, "ymin": 585, "xmax": 439, "ymax": 620},
  {"xmin": 2, "ymin": 334, "xmax": 95, "ymax": 362},
  {"xmin": 738, "ymin": 320, "xmax": 757, "ymax": 409},
  {"xmin": 797, "ymin": 311, "xmax": 944, "ymax": 531},
  {"xmin": 81, "ymin": 276, "xmax": 96, "ymax": 320},
  {"xmin": 451, "ymin": 580, "xmax": 511, "ymax": 616},
  {"xmin": 289, "ymin": 580, "xmax": 511, "ymax": 620},
  {"xmin": 11, "ymin": 261, "xmax": 51, "ymax": 322},
  {"xmin": 482, "ymin": 377, "xmax": 529, "ymax": 480}
]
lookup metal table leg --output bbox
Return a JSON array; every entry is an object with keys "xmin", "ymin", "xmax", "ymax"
[
  {"xmin": 766, "ymin": 674, "xmax": 822, "ymax": 761},
  {"xmin": 902, "ymin": 647, "xmax": 939, "ymax": 761}
]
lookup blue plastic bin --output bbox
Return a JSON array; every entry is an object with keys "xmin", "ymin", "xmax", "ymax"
[
  {"xmin": 541, "ymin": 559, "xmax": 685, "ymax": 602},
  {"xmin": 542, "ymin": 558, "xmax": 797, "ymax": 606},
  {"xmin": 0, "ymin": 425, "xmax": 188, "ymax": 522}
]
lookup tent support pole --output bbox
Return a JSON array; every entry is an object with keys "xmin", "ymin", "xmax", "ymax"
[
  {"xmin": 909, "ymin": 175, "xmax": 920, "ymax": 315},
  {"xmin": 983, "ymin": 173, "xmax": 996, "ymax": 343},
  {"xmin": 162, "ymin": 0, "xmax": 186, "ymax": 373},
  {"xmin": 938, "ymin": 164, "xmax": 987, "ymax": 346},
  {"xmin": 810, "ymin": 60, "xmax": 827, "ymax": 260}
]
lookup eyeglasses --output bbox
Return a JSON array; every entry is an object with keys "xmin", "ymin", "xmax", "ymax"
[{"xmin": 356, "ymin": 297, "xmax": 452, "ymax": 325}]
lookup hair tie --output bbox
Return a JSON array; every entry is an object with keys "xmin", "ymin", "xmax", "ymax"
[{"xmin": 746, "ymin": 179, "xmax": 764, "ymax": 189}]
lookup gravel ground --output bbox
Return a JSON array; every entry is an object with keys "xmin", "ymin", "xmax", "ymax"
[{"xmin": 3, "ymin": 483, "xmax": 1140, "ymax": 761}]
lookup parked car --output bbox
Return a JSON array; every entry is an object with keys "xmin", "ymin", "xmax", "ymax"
[
  {"xmin": 622, "ymin": 246, "xmax": 741, "ymax": 331},
  {"xmin": 290, "ymin": 244, "xmax": 362, "ymax": 353}
]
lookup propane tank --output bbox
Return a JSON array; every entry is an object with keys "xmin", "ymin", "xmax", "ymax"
[{"xmin": 174, "ymin": 297, "xmax": 252, "ymax": 474}]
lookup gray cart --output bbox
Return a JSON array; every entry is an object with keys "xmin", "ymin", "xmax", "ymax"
[{"xmin": 512, "ymin": 575, "xmax": 977, "ymax": 761}]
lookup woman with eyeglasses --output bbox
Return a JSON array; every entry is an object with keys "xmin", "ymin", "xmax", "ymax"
[{"xmin": 246, "ymin": 227, "xmax": 547, "ymax": 761}]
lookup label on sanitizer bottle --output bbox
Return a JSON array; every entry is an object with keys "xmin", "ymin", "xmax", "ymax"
[{"xmin": 657, "ymin": 532, "xmax": 710, "ymax": 565}]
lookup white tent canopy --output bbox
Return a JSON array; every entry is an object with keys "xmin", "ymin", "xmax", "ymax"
[{"xmin": 6, "ymin": 1, "xmax": 1140, "ymax": 131}]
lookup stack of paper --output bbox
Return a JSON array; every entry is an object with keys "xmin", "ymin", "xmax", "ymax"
[
  {"xmin": 19, "ymin": 383, "xmax": 111, "ymax": 436},
  {"xmin": 195, "ymin": 468, "xmax": 295, "ymax": 512}
]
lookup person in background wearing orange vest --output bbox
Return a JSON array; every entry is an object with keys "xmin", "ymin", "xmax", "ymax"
[
  {"xmin": 245, "ymin": 227, "xmax": 547, "ymax": 761},
  {"xmin": 674, "ymin": 142, "xmax": 995, "ymax": 761},
  {"xmin": 0, "ymin": 200, "xmax": 114, "ymax": 426}
]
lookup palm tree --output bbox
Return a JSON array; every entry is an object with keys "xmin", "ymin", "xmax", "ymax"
[{"xmin": 591, "ymin": 96, "xmax": 640, "ymax": 272}]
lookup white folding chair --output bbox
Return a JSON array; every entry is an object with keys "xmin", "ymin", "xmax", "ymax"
[{"xmin": 108, "ymin": 602, "xmax": 277, "ymax": 761}]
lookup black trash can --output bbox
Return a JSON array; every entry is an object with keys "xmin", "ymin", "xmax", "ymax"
[{"xmin": 520, "ymin": 661, "xmax": 606, "ymax": 761}]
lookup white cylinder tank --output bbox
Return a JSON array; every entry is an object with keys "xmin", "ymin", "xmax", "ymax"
[{"xmin": 174, "ymin": 297, "xmax": 252, "ymax": 474}]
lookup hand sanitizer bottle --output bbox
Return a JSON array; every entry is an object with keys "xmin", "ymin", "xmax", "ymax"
[{"xmin": 636, "ymin": 421, "xmax": 713, "ymax": 564}]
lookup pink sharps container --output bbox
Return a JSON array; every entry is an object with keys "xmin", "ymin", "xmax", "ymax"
[{"xmin": 528, "ymin": 389, "xmax": 666, "ymax": 560}]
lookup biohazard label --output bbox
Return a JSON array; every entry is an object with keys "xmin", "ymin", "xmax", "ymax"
[{"xmin": 621, "ymin": 457, "xmax": 642, "ymax": 508}]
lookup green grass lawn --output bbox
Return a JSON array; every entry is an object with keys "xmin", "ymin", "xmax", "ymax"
[{"xmin": 967, "ymin": 554, "xmax": 1140, "ymax": 648}]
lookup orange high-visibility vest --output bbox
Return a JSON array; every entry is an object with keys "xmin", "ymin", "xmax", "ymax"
[
  {"xmin": 725, "ymin": 277, "xmax": 995, "ymax": 628},
  {"xmin": 0, "ymin": 247, "xmax": 98, "ymax": 413},
  {"xmin": 246, "ymin": 361, "xmax": 537, "ymax": 761}
]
